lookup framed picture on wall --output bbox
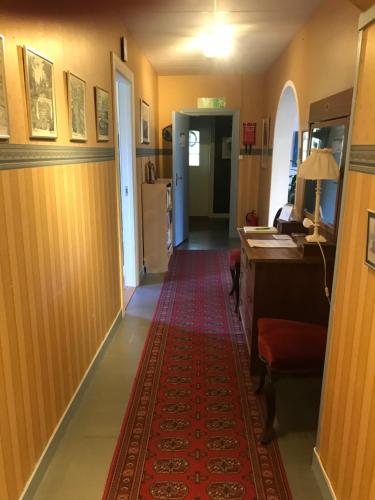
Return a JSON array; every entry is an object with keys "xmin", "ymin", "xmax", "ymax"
[
  {"xmin": 0, "ymin": 35, "xmax": 10, "ymax": 139},
  {"xmin": 222, "ymin": 136, "xmax": 232, "ymax": 159},
  {"xmin": 140, "ymin": 99, "xmax": 150, "ymax": 144},
  {"xmin": 261, "ymin": 117, "xmax": 270, "ymax": 168},
  {"xmin": 23, "ymin": 46, "xmax": 57, "ymax": 139},
  {"xmin": 95, "ymin": 86, "xmax": 109, "ymax": 141},
  {"xmin": 67, "ymin": 72, "xmax": 87, "ymax": 142},
  {"xmin": 365, "ymin": 210, "xmax": 375, "ymax": 270}
]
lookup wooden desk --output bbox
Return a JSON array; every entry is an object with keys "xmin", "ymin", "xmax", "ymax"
[{"xmin": 238, "ymin": 229, "xmax": 334, "ymax": 375}]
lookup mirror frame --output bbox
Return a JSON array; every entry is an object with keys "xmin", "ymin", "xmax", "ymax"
[{"xmin": 303, "ymin": 117, "xmax": 350, "ymax": 240}]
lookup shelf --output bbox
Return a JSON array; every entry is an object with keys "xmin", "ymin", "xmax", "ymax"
[{"xmin": 142, "ymin": 181, "xmax": 173, "ymax": 273}]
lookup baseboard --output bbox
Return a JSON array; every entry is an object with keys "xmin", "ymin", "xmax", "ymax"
[
  {"xmin": 312, "ymin": 447, "xmax": 337, "ymax": 500},
  {"xmin": 20, "ymin": 309, "xmax": 123, "ymax": 499}
]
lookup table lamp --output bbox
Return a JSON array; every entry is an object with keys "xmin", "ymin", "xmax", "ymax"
[{"xmin": 298, "ymin": 148, "xmax": 339, "ymax": 243}]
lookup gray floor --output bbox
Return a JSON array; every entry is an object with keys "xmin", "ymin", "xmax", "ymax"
[
  {"xmin": 25, "ymin": 217, "xmax": 323, "ymax": 499},
  {"xmin": 178, "ymin": 216, "xmax": 239, "ymax": 250}
]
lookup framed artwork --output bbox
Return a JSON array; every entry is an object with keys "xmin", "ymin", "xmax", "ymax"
[
  {"xmin": 0, "ymin": 35, "xmax": 10, "ymax": 139},
  {"xmin": 120, "ymin": 36, "xmax": 128, "ymax": 62},
  {"xmin": 140, "ymin": 99, "xmax": 150, "ymax": 144},
  {"xmin": 67, "ymin": 72, "xmax": 87, "ymax": 142},
  {"xmin": 222, "ymin": 136, "xmax": 232, "ymax": 159},
  {"xmin": 365, "ymin": 210, "xmax": 375, "ymax": 271},
  {"xmin": 95, "ymin": 86, "xmax": 109, "ymax": 141},
  {"xmin": 23, "ymin": 46, "xmax": 57, "ymax": 139},
  {"xmin": 261, "ymin": 117, "xmax": 270, "ymax": 168}
]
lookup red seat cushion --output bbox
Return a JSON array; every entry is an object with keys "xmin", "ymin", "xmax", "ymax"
[
  {"xmin": 229, "ymin": 248, "xmax": 241, "ymax": 267},
  {"xmin": 258, "ymin": 318, "xmax": 327, "ymax": 372}
]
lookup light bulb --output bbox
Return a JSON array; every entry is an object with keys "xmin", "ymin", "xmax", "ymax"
[
  {"xmin": 200, "ymin": 24, "xmax": 233, "ymax": 58},
  {"xmin": 303, "ymin": 218, "xmax": 314, "ymax": 228}
]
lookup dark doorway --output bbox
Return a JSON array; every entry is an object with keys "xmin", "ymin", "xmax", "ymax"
[{"xmin": 213, "ymin": 116, "xmax": 232, "ymax": 214}]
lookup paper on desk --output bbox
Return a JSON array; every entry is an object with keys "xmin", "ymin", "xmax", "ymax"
[
  {"xmin": 247, "ymin": 239, "xmax": 297, "ymax": 248},
  {"xmin": 273, "ymin": 234, "xmax": 292, "ymax": 240},
  {"xmin": 243, "ymin": 226, "xmax": 278, "ymax": 234}
]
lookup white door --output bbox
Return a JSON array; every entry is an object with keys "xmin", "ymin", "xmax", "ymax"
[
  {"xmin": 172, "ymin": 112, "xmax": 190, "ymax": 246},
  {"xmin": 116, "ymin": 72, "xmax": 138, "ymax": 287}
]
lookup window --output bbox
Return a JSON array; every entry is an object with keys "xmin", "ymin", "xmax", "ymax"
[
  {"xmin": 288, "ymin": 130, "xmax": 298, "ymax": 204},
  {"xmin": 188, "ymin": 130, "xmax": 200, "ymax": 166}
]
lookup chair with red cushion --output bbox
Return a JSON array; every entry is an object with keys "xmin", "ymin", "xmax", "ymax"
[
  {"xmin": 229, "ymin": 248, "xmax": 241, "ymax": 311},
  {"xmin": 256, "ymin": 317, "xmax": 327, "ymax": 443}
]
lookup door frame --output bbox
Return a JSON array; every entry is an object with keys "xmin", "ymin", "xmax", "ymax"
[
  {"xmin": 181, "ymin": 108, "xmax": 240, "ymax": 238},
  {"xmin": 172, "ymin": 111, "xmax": 190, "ymax": 246},
  {"xmin": 111, "ymin": 53, "xmax": 140, "ymax": 314}
]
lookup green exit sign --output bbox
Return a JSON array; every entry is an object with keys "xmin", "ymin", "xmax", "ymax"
[{"xmin": 197, "ymin": 97, "xmax": 226, "ymax": 109}]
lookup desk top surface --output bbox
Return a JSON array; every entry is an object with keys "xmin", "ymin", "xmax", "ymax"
[{"xmin": 238, "ymin": 228, "xmax": 333, "ymax": 264}]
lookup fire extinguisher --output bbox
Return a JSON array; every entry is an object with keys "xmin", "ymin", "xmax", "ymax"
[
  {"xmin": 246, "ymin": 210, "xmax": 258, "ymax": 226},
  {"xmin": 242, "ymin": 122, "xmax": 256, "ymax": 154}
]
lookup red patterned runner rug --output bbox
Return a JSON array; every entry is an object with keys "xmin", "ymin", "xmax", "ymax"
[{"xmin": 103, "ymin": 250, "xmax": 291, "ymax": 500}]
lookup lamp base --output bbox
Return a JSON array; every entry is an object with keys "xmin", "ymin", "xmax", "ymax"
[{"xmin": 305, "ymin": 233, "xmax": 327, "ymax": 243}]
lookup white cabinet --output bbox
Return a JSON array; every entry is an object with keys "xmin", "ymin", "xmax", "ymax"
[{"xmin": 142, "ymin": 179, "xmax": 173, "ymax": 273}]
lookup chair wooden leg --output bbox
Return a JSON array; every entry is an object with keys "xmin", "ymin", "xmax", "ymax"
[
  {"xmin": 261, "ymin": 368, "xmax": 276, "ymax": 444},
  {"xmin": 255, "ymin": 364, "xmax": 266, "ymax": 394},
  {"xmin": 234, "ymin": 267, "xmax": 240, "ymax": 312},
  {"xmin": 229, "ymin": 267, "xmax": 235, "ymax": 295}
]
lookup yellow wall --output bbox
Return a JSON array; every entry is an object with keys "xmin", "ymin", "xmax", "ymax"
[
  {"xmin": 0, "ymin": 9, "xmax": 159, "ymax": 499},
  {"xmin": 0, "ymin": 11, "xmax": 158, "ymax": 149},
  {"xmin": 261, "ymin": 0, "xmax": 360, "ymax": 223},
  {"xmin": 158, "ymin": 74, "xmax": 265, "ymax": 224},
  {"xmin": 317, "ymin": 22, "xmax": 375, "ymax": 500}
]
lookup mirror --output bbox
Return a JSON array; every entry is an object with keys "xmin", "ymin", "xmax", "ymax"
[{"xmin": 303, "ymin": 118, "xmax": 348, "ymax": 234}]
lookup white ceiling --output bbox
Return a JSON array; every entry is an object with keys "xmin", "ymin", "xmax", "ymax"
[{"xmin": 121, "ymin": 0, "xmax": 322, "ymax": 75}]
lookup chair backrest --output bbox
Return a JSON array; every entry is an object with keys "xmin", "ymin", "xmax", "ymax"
[{"xmin": 272, "ymin": 207, "xmax": 283, "ymax": 228}]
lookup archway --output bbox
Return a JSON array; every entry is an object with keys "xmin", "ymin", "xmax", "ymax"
[{"xmin": 268, "ymin": 82, "xmax": 299, "ymax": 225}]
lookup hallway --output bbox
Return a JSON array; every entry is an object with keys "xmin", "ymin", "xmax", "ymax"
[
  {"xmin": 25, "ymin": 224, "xmax": 323, "ymax": 499},
  {"xmin": 178, "ymin": 217, "xmax": 238, "ymax": 251},
  {"xmin": 1, "ymin": 3, "xmax": 374, "ymax": 499}
]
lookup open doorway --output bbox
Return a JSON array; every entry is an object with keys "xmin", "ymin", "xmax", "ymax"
[
  {"xmin": 172, "ymin": 109, "xmax": 240, "ymax": 250},
  {"xmin": 269, "ymin": 82, "xmax": 299, "ymax": 225},
  {"xmin": 184, "ymin": 115, "xmax": 232, "ymax": 248},
  {"xmin": 112, "ymin": 54, "xmax": 139, "ymax": 312}
]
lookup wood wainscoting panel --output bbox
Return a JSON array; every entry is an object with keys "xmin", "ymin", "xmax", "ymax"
[
  {"xmin": 318, "ymin": 170, "xmax": 375, "ymax": 500},
  {"xmin": 317, "ymin": 19, "xmax": 375, "ymax": 500},
  {"xmin": 0, "ymin": 160, "xmax": 121, "ymax": 500}
]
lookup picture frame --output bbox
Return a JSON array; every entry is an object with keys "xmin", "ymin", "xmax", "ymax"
[
  {"xmin": 140, "ymin": 98, "xmax": 150, "ymax": 144},
  {"xmin": 261, "ymin": 117, "xmax": 270, "ymax": 168},
  {"xmin": 0, "ymin": 35, "xmax": 10, "ymax": 139},
  {"xmin": 222, "ymin": 136, "xmax": 232, "ymax": 159},
  {"xmin": 120, "ymin": 36, "xmax": 128, "ymax": 62},
  {"xmin": 23, "ymin": 46, "xmax": 57, "ymax": 139},
  {"xmin": 67, "ymin": 71, "xmax": 87, "ymax": 142},
  {"xmin": 95, "ymin": 86, "xmax": 109, "ymax": 141},
  {"xmin": 365, "ymin": 210, "xmax": 375, "ymax": 271}
]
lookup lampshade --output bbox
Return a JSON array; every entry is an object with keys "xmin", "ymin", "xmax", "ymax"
[{"xmin": 298, "ymin": 148, "xmax": 339, "ymax": 180}]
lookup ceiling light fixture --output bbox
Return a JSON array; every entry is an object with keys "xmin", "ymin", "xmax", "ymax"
[
  {"xmin": 197, "ymin": 0, "xmax": 234, "ymax": 59},
  {"xmin": 201, "ymin": 24, "xmax": 233, "ymax": 58}
]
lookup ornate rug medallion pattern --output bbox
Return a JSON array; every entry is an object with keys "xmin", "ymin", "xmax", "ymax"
[{"xmin": 103, "ymin": 250, "xmax": 291, "ymax": 500}]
